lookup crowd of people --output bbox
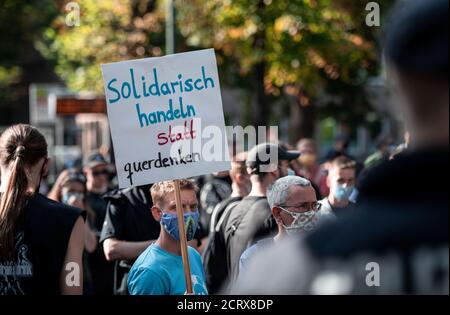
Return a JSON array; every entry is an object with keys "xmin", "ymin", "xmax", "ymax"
[{"xmin": 0, "ymin": 0, "xmax": 448, "ymax": 295}]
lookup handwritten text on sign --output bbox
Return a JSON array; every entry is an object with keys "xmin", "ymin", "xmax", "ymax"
[{"xmin": 101, "ymin": 49, "xmax": 230, "ymax": 188}]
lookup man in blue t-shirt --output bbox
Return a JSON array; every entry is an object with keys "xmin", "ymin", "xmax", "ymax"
[{"xmin": 128, "ymin": 179, "xmax": 208, "ymax": 295}]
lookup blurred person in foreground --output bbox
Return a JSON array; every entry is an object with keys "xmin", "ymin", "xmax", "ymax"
[
  {"xmin": 231, "ymin": 0, "xmax": 448, "ymax": 295},
  {"xmin": 202, "ymin": 152, "xmax": 250, "ymax": 294}
]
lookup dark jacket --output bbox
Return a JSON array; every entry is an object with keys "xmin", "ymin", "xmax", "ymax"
[{"xmin": 306, "ymin": 147, "xmax": 449, "ymax": 293}]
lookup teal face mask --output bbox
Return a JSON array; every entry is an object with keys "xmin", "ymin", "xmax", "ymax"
[{"xmin": 334, "ymin": 184, "xmax": 354, "ymax": 201}]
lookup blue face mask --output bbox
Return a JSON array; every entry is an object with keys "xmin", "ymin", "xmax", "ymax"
[
  {"xmin": 62, "ymin": 192, "xmax": 84, "ymax": 205},
  {"xmin": 287, "ymin": 168, "xmax": 296, "ymax": 176},
  {"xmin": 334, "ymin": 184, "xmax": 354, "ymax": 202},
  {"xmin": 160, "ymin": 210, "xmax": 199, "ymax": 241}
]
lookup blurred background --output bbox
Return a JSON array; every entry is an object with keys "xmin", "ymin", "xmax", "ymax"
[{"xmin": 0, "ymin": 0, "xmax": 402, "ymax": 184}]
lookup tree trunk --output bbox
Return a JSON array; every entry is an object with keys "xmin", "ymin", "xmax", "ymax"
[
  {"xmin": 289, "ymin": 93, "xmax": 316, "ymax": 144},
  {"xmin": 252, "ymin": 61, "xmax": 269, "ymax": 128},
  {"xmin": 251, "ymin": 0, "xmax": 269, "ymax": 139}
]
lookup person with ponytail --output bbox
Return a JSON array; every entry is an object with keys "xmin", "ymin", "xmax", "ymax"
[{"xmin": 0, "ymin": 124, "xmax": 85, "ymax": 295}]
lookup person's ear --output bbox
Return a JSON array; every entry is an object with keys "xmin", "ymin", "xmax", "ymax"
[
  {"xmin": 235, "ymin": 173, "xmax": 242, "ymax": 185},
  {"xmin": 42, "ymin": 158, "xmax": 50, "ymax": 177},
  {"xmin": 272, "ymin": 206, "xmax": 282, "ymax": 224},
  {"xmin": 151, "ymin": 206, "xmax": 162, "ymax": 222},
  {"xmin": 270, "ymin": 169, "xmax": 279, "ymax": 180}
]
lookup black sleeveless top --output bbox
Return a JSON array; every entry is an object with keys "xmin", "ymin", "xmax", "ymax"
[{"xmin": 0, "ymin": 193, "xmax": 85, "ymax": 295}]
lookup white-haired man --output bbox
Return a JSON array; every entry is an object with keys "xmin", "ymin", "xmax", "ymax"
[{"xmin": 237, "ymin": 176, "xmax": 321, "ymax": 275}]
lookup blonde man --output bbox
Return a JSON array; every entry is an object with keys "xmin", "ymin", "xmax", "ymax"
[{"xmin": 127, "ymin": 180, "xmax": 208, "ymax": 295}]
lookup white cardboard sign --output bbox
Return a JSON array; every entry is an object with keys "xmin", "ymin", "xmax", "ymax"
[{"xmin": 101, "ymin": 49, "xmax": 230, "ymax": 188}]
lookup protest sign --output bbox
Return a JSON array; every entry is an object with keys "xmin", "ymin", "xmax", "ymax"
[{"xmin": 101, "ymin": 48, "xmax": 230, "ymax": 188}]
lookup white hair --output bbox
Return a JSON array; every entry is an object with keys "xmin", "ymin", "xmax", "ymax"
[{"xmin": 267, "ymin": 176, "xmax": 311, "ymax": 208}]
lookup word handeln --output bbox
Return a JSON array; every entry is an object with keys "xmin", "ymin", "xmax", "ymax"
[{"xmin": 136, "ymin": 97, "xmax": 196, "ymax": 127}]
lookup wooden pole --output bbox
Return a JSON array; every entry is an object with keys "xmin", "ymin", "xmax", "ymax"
[{"xmin": 173, "ymin": 179, "xmax": 193, "ymax": 294}]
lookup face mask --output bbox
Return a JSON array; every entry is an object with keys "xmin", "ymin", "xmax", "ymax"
[
  {"xmin": 278, "ymin": 206, "xmax": 317, "ymax": 234},
  {"xmin": 334, "ymin": 184, "xmax": 354, "ymax": 202},
  {"xmin": 287, "ymin": 168, "xmax": 296, "ymax": 176},
  {"xmin": 62, "ymin": 192, "xmax": 84, "ymax": 205},
  {"xmin": 160, "ymin": 209, "xmax": 199, "ymax": 241}
]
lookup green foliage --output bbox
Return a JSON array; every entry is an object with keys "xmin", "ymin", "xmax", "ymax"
[
  {"xmin": 0, "ymin": 0, "xmax": 58, "ymax": 113},
  {"xmin": 36, "ymin": 0, "xmax": 394, "ymax": 130},
  {"xmin": 176, "ymin": 0, "xmax": 393, "ymax": 127},
  {"xmin": 39, "ymin": 0, "xmax": 165, "ymax": 93}
]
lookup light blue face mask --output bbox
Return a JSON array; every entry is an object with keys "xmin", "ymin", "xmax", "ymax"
[
  {"xmin": 334, "ymin": 184, "xmax": 354, "ymax": 202},
  {"xmin": 160, "ymin": 209, "xmax": 199, "ymax": 241},
  {"xmin": 62, "ymin": 192, "xmax": 84, "ymax": 205},
  {"xmin": 287, "ymin": 168, "xmax": 296, "ymax": 176}
]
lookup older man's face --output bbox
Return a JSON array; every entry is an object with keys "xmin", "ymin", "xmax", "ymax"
[{"xmin": 277, "ymin": 185, "xmax": 317, "ymax": 227}]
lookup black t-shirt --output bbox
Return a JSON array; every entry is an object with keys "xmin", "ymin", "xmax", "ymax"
[
  {"xmin": 224, "ymin": 196, "xmax": 277, "ymax": 281},
  {"xmin": 100, "ymin": 186, "xmax": 161, "ymax": 295},
  {"xmin": 0, "ymin": 193, "xmax": 85, "ymax": 295},
  {"xmin": 100, "ymin": 186, "xmax": 160, "ymax": 246},
  {"xmin": 85, "ymin": 191, "xmax": 114, "ymax": 295},
  {"xmin": 85, "ymin": 192, "xmax": 108, "ymax": 232},
  {"xmin": 203, "ymin": 196, "xmax": 242, "ymax": 294}
]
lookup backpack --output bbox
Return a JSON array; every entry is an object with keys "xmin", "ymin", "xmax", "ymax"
[{"xmin": 202, "ymin": 200, "xmax": 240, "ymax": 294}]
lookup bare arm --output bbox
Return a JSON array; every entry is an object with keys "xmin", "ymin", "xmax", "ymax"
[
  {"xmin": 103, "ymin": 238, "xmax": 153, "ymax": 261},
  {"xmin": 60, "ymin": 216, "xmax": 85, "ymax": 295}
]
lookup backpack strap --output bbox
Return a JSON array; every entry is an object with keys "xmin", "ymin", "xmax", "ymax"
[{"xmin": 215, "ymin": 200, "xmax": 241, "ymax": 233}]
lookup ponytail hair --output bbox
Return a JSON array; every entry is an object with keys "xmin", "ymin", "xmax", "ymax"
[{"xmin": 0, "ymin": 124, "xmax": 47, "ymax": 261}]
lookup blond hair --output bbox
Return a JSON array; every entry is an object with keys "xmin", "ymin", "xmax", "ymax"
[
  {"xmin": 150, "ymin": 179, "xmax": 198, "ymax": 207},
  {"xmin": 330, "ymin": 156, "xmax": 356, "ymax": 171}
]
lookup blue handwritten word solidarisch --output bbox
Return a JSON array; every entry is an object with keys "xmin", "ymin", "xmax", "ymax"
[
  {"xmin": 136, "ymin": 97, "xmax": 196, "ymax": 127},
  {"xmin": 106, "ymin": 66, "xmax": 215, "ymax": 105}
]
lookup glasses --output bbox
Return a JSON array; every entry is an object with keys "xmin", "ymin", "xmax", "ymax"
[
  {"xmin": 277, "ymin": 205, "xmax": 318, "ymax": 229},
  {"xmin": 278, "ymin": 202, "xmax": 321, "ymax": 213}
]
